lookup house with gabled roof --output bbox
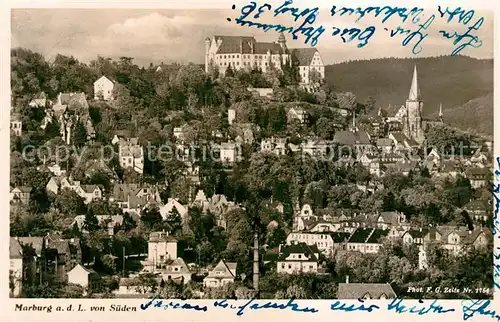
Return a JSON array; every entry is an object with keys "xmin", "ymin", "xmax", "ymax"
[
  {"xmin": 67, "ymin": 264, "xmax": 101, "ymax": 291},
  {"xmin": 337, "ymin": 280, "xmax": 396, "ymax": 299},
  {"xmin": 287, "ymin": 106, "xmax": 309, "ymax": 124},
  {"xmin": 203, "ymin": 260, "xmax": 237, "ymax": 288},
  {"xmin": 118, "ymin": 137, "xmax": 144, "ymax": 174},
  {"xmin": 161, "ymin": 258, "xmax": 192, "ymax": 285},
  {"xmin": 465, "ymin": 167, "xmax": 490, "ymax": 189},
  {"xmin": 10, "ymin": 186, "xmax": 32, "ymax": 205},
  {"xmin": 402, "ymin": 228, "xmax": 428, "ymax": 245},
  {"xmin": 277, "ymin": 242, "xmax": 320, "ymax": 274},
  {"xmin": 28, "ymin": 91, "xmax": 47, "ymax": 108},
  {"xmin": 159, "ymin": 198, "xmax": 188, "ymax": 223},
  {"xmin": 290, "ymin": 47, "xmax": 325, "ymax": 85},
  {"xmin": 346, "ymin": 228, "xmax": 389, "ymax": 254},
  {"xmin": 93, "ymin": 75, "xmax": 116, "ymax": 101},
  {"xmin": 463, "ymin": 199, "xmax": 491, "ymax": 221}
]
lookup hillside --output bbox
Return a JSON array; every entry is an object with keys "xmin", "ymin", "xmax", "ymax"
[
  {"xmin": 325, "ymin": 56, "xmax": 493, "ymax": 118},
  {"xmin": 429, "ymin": 93, "xmax": 494, "ymax": 137}
]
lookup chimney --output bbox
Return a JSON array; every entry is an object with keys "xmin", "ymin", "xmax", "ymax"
[
  {"xmin": 253, "ymin": 232, "xmax": 259, "ymax": 292},
  {"xmin": 346, "ymin": 275, "xmax": 349, "ymax": 284},
  {"xmin": 419, "ymin": 227, "xmax": 422, "ymax": 232}
]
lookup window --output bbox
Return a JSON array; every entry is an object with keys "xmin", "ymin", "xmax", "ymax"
[
  {"xmin": 298, "ymin": 254, "xmax": 302, "ymax": 259},
  {"xmin": 309, "ymin": 265, "xmax": 313, "ymax": 270},
  {"xmin": 174, "ymin": 267, "xmax": 179, "ymax": 271},
  {"xmin": 288, "ymin": 264, "xmax": 292, "ymax": 269}
]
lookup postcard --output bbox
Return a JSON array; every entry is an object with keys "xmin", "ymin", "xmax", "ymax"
[{"xmin": 2, "ymin": 0, "xmax": 499, "ymax": 321}]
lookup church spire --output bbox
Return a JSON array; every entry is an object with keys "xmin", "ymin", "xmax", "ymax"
[
  {"xmin": 438, "ymin": 103, "xmax": 443, "ymax": 117},
  {"xmin": 408, "ymin": 65, "xmax": 420, "ymax": 101}
]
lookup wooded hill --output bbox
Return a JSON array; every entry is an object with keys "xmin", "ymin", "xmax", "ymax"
[{"xmin": 325, "ymin": 56, "xmax": 493, "ymax": 124}]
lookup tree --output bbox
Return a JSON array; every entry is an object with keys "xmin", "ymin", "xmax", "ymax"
[
  {"xmin": 336, "ymin": 92, "xmax": 357, "ymax": 111},
  {"xmin": 54, "ymin": 189, "xmax": 86, "ymax": 217},
  {"xmin": 83, "ymin": 211, "xmax": 100, "ymax": 232},
  {"xmin": 72, "ymin": 120, "xmax": 87, "ymax": 148},
  {"xmin": 141, "ymin": 207, "xmax": 163, "ymax": 231},
  {"xmin": 365, "ymin": 96, "xmax": 376, "ymax": 113},
  {"xmin": 315, "ymin": 117, "xmax": 336, "ymax": 139},
  {"xmin": 166, "ymin": 208, "xmax": 183, "ymax": 234}
]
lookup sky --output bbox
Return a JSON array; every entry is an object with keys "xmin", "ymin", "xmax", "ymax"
[{"xmin": 11, "ymin": 7, "xmax": 494, "ymax": 66}]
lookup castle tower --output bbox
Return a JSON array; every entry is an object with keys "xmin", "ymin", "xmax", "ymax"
[
  {"xmin": 278, "ymin": 32, "xmax": 287, "ymax": 51},
  {"xmin": 404, "ymin": 65, "xmax": 424, "ymax": 144},
  {"xmin": 204, "ymin": 37, "xmax": 211, "ymax": 73}
]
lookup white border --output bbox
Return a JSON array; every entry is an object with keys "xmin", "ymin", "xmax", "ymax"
[{"xmin": 2, "ymin": 0, "xmax": 499, "ymax": 321}]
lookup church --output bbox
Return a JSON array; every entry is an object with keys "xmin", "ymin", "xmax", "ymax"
[
  {"xmin": 204, "ymin": 33, "xmax": 325, "ymax": 85},
  {"xmin": 388, "ymin": 65, "xmax": 425, "ymax": 145}
]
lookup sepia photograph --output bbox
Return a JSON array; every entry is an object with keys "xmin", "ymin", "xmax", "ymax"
[{"xmin": 8, "ymin": 4, "xmax": 495, "ymax": 303}]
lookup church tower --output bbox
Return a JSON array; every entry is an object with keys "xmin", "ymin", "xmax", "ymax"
[{"xmin": 403, "ymin": 65, "xmax": 424, "ymax": 144}]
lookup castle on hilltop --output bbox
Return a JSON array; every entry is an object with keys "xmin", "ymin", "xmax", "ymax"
[{"xmin": 204, "ymin": 33, "xmax": 325, "ymax": 86}]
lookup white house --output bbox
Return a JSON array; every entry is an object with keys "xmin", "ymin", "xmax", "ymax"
[
  {"xmin": 203, "ymin": 260, "xmax": 237, "ymax": 288},
  {"xmin": 9, "ymin": 237, "xmax": 24, "ymax": 297},
  {"xmin": 93, "ymin": 76, "xmax": 115, "ymax": 101},
  {"xmin": 159, "ymin": 198, "xmax": 188, "ymax": 223},
  {"xmin": 118, "ymin": 138, "xmax": 144, "ymax": 174},
  {"xmin": 276, "ymin": 243, "xmax": 319, "ymax": 274},
  {"xmin": 10, "ymin": 113, "xmax": 22, "ymax": 137},
  {"xmin": 67, "ymin": 264, "xmax": 100, "ymax": 291},
  {"xmin": 161, "ymin": 258, "xmax": 192, "ymax": 284},
  {"xmin": 219, "ymin": 142, "xmax": 241, "ymax": 163},
  {"xmin": 147, "ymin": 231, "xmax": 178, "ymax": 271}
]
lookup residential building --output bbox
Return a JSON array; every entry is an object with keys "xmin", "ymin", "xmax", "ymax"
[
  {"xmin": 218, "ymin": 142, "xmax": 241, "ymax": 163},
  {"xmin": 67, "ymin": 264, "xmax": 100, "ymax": 291},
  {"xmin": 286, "ymin": 232, "xmax": 334, "ymax": 255},
  {"xmin": 260, "ymin": 137, "xmax": 288, "ymax": 156},
  {"xmin": 147, "ymin": 231, "xmax": 178, "ymax": 270},
  {"xmin": 10, "ymin": 112, "xmax": 22, "ymax": 136},
  {"xmin": 333, "ymin": 128, "xmax": 373, "ymax": 156},
  {"xmin": 463, "ymin": 199, "xmax": 490, "ymax": 221},
  {"xmin": 9, "ymin": 237, "xmax": 24, "ymax": 297},
  {"xmin": 203, "ymin": 260, "xmax": 237, "ymax": 288},
  {"xmin": 337, "ymin": 280, "xmax": 396, "ymax": 299},
  {"xmin": 345, "ymin": 228, "xmax": 389, "ymax": 254},
  {"xmin": 402, "ymin": 229, "xmax": 428, "ymax": 245},
  {"xmin": 28, "ymin": 92, "xmax": 47, "ymax": 107},
  {"xmin": 465, "ymin": 167, "xmax": 490, "ymax": 189},
  {"xmin": 93, "ymin": 75, "xmax": 115, "ymax": 101},
  {"xmin": 10, "ymin": 186, "xmax": 32, "ymax": 204},
  {"xmin": 160, "ymin": 258, "xmax": 192, "ymax": 284},
  {"xmin": 276, "ymin": 243, "xmax": 319, "ymax": 274},
  {"xmin": 110, "ymin": 183, "xmax": 162, "ymax": 216},
  {"xmin": 73, "ymin": 215, "xmax": 123, "ymax": 236},
  {"xmin": 118, "ymin": 137, "xmax": 144, "ymax": 174},
  {"xmin": 228, "ymin": 108, "xmax": 236, "ymax": 125},
  {"xmin": 287, "ymin": 107, "xmax": 308, "ymax": 124},
  {"xmin": 159, "ymin": 198, "xmax": 188, "ymax": 223}
]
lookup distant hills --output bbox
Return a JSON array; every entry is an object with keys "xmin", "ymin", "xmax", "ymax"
[
  {"xmin": 325, "ymin": 56, "xmax": 493, "ymax": 136},
  {"xmin": 430, "ymin": 93, "xmax": 494, "ymax": 138}
]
